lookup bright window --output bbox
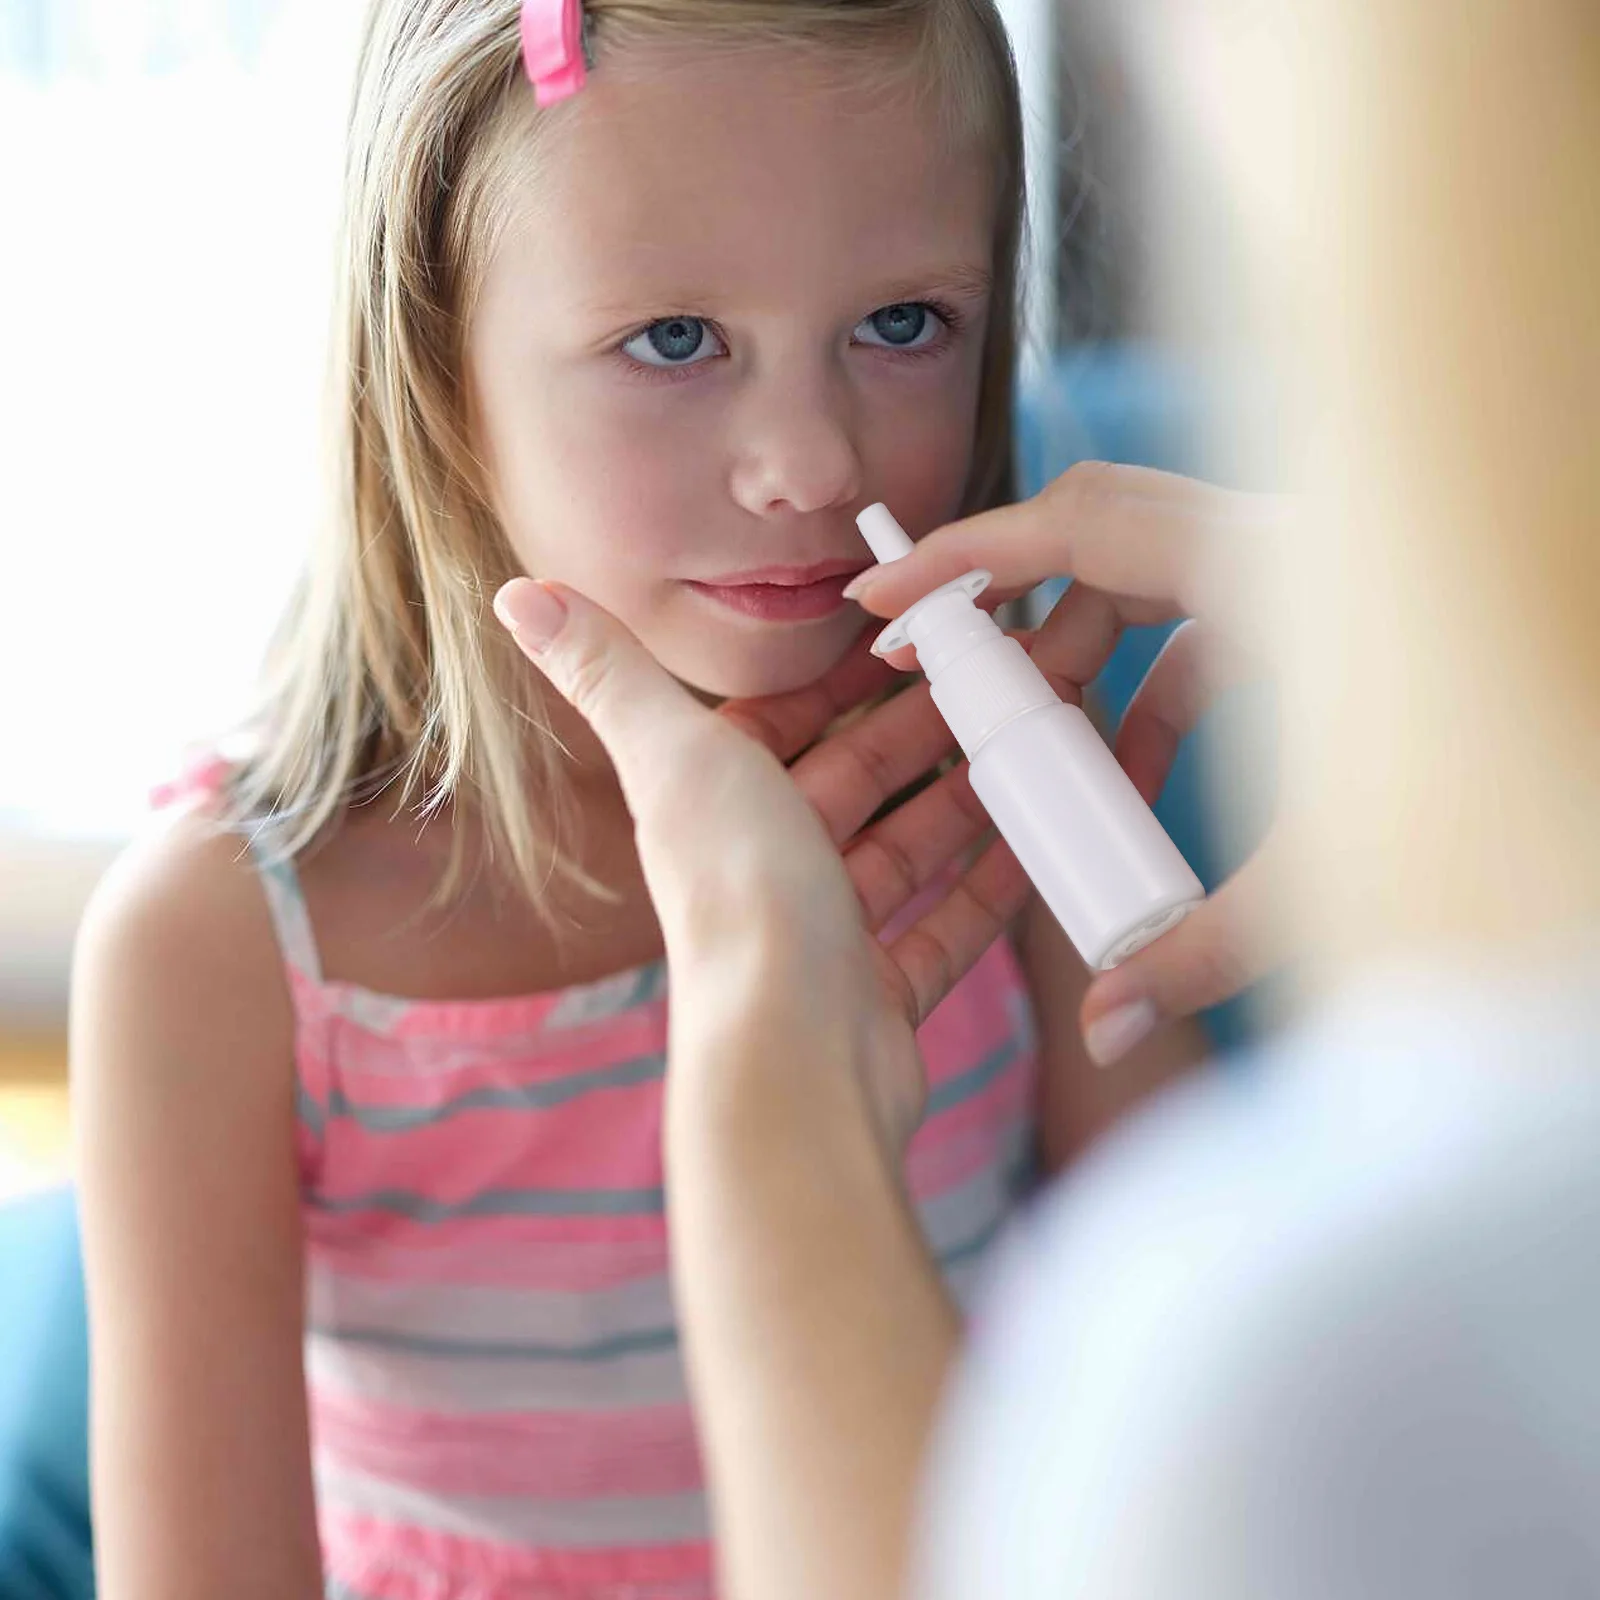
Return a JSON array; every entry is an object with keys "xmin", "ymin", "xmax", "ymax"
[{"xmin": 0, "ymin": 1, "xmax": 365, "ymax": 839}]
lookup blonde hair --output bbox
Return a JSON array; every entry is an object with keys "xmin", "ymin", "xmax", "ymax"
[{"xmin": 224, "ymin": 0, "xmax": 1024, "ymax": 914}]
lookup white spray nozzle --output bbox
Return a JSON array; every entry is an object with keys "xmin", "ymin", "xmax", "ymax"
[
  {"xmin": 854, "ymin": 500, "xmax": 1051, "ymax": 759},
  {"xmin": 856, "ymin": 502, "xmax": 916, "ymax": 564},
  {"xmin": 854, "ymin": 503, "xmax": 992, "ymax": 661}
]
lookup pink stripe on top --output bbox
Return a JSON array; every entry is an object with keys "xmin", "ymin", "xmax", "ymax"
[{"xmin": 233, "ymin": 825, "xmax": 1040, "ymax": 1600}]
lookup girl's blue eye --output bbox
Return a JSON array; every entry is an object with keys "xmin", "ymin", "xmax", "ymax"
[
  {"xmin": 854, "ymin": 303, "xmax": 939, "ymax": 349},
  {"xmin": 622, "ymin": 317, "xmax": 722, "ymax": 368}
]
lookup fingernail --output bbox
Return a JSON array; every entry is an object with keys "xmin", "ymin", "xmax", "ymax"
[
  {"xmin": 841, "ymin": 571, "xmax": 876, "ymax": 603},
  {"xmin": 1083, "ymin": 1000, "xmax": 1158, "ymax": 1069},
  {"xmin": 494, "ymin": 580, "xmax": 567, "ymax": 654}
]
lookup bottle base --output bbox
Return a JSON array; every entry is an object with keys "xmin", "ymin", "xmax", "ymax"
[{"xmin": 1097, "ymin": 900, "xmax": 1201, "ymax": 971}]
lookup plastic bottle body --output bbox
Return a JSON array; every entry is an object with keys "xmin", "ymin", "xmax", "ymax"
[
  {"xmin": 968, "ymin": 701, "xmax": 1205, "ymax": 970},
  {"xmin": 854, "ymin": 502, "xmax": 1206, "ymax": 973}
]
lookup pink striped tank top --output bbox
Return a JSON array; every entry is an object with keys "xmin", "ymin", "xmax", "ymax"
[{"xmin": 246, "ymin": 837, "xmax": 1038, "ymax": 1599}]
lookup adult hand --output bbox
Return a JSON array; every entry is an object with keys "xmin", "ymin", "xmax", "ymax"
[
  {"xmin": 846, "ymin": 462, "xmax": 1289, "ymax": 1064},
  {"xmin": 492, "ymin": 579, "xmax": 1028, "ymax": 1148},
  {"xmin": 493, "ymin": 579, "xmax": 994, "ymax": 1600}
]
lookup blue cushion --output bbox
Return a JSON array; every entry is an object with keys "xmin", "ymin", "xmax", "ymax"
[{"xmin": 0, "ymin": 1188, "xmax": 95, "ymax": 1599}]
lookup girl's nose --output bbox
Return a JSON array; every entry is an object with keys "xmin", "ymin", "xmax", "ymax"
[{"xmin": 727, "ymin": 373, "xmax": 864, "ymax": 518}]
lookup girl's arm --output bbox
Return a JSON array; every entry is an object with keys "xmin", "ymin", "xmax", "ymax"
[
  {"xmin": 1015, "ymin": 893, "xmax": 1210, "ymax": 1176},
  {"xmin": 72, "ymin": 815, "xmax": 322, "ymax": 1600}
]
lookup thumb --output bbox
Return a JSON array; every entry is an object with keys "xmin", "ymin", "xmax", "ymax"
[
  {"xmin": 493, "ymin": 578, "xmax": 714, "ymax": 803},
  {"xmin": 1077, "ymin": 832, "xmax": 1289, "ymax": 1067}
]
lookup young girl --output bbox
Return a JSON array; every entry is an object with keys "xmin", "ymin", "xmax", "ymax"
[{"xmin": 73, "ymin": 2, "xmax": 1197, "ymax": 1596}]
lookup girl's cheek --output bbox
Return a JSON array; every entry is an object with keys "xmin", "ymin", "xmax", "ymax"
[
  {"xmin": 525, "ymin": 388, "xmax": 717, "ymax": 549},
  {"xmin": 861, "ymin": 349, "xmax": 985, "ymax": 483}
]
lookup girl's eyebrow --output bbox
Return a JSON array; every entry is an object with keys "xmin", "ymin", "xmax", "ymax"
[
  {"xmin": 868, "ymin": 262, "xmax": 994, "ymax": 303},
  {"xmin": 584, "ymin": 262, "xmax": 994, "ymax": 324}
]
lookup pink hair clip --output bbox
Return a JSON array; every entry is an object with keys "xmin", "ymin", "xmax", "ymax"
[{"xmin": 521, "ymin": 0, "xmax": 589, "ymax": 106}]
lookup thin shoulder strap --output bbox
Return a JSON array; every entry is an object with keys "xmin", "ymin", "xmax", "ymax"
[{"xmin": 241, "ymin": 830, "xmax": 325, "ymax": 984}]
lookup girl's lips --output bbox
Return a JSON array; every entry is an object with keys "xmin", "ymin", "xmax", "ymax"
[
  {"xmin": 686, "ymin": 573, "xmax": 856, "ymax": 622},
  {"xmin": 686, "ymin": 559, "xmax": 869, "ymax": 623}
]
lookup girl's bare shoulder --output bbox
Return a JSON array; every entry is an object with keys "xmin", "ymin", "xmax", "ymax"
[{"xmin": 74, "ymin": 805, "xmax": 294, "ymax": 1064}]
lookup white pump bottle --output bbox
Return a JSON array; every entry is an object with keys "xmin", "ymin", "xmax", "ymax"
[{"xmin": 857, "ymin": 504, "xmax": 1204, "ymax": 971}]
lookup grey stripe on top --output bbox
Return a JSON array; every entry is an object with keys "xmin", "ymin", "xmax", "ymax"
[
  {"xmin": 311, "ymin": 1155, "xmax": 1021, "ymax": 1352},
  {"xmin": 304, "ymin": 1155, "xmax": 1025, "ymax": 1419},
  {"xmin": 916, "ymin": 1120, "xmax": 1033, "ymax": 1250},
  {"xmin": 311, "ymin": 1320, "xmax": 679, "ymax": 1365},
  {"xmin": 309, "ymin": 1126, "xmax": 1026, "ymax": 1227},
  {"xmin": 324, "ymin": 1051, "xmax": 666, "ymax": 1132},
  {"xmin": 308, "ymin": 1185, "xmax": 666, "ymax": 1220},
  {"xmin": 315, "ymin": 1462, "xmax": 711, "ymax": 1548},
  {"xmin": 317, "ymin": 1010, "xmax": 1019, "ymax": 1138},
  {"xmin": 296, "ymin": 1080, "xmax": 326, "ymax": 1135},
  {"xmin": 924, "ymin": 1037, "xmax": 1025, "ymax": 1117},
  {"xmin": 306, "ymin": 1328, "xmax": 691, "ymax": 1413},
  {"xmin": 308, "ymin": 1266, "xmax": 680, "ymax": 1350}
]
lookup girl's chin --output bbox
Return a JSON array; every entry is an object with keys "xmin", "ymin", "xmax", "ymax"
[{"xmin": 656, "ymin": 614, "xmax": 869, "ymax": 702}]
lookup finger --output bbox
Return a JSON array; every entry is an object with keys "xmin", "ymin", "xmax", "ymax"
[
  {"xmin": 719, "ymin": 635, "xmax": 897, "ymax": 762},
  {"xmin": 845, "ymin": 761, "xmax": 992, "ymax": 931},
  {"xmin": 787, "ymin": 680, "xmax": 958, "ymax": 845},
  {"xmin": 884, "ymin": 838, "xmax": 1032, "ymax": 1026},
  {"xmin": 494, "ymin": 578, "xmax": 727, "ymax": 812},
  {"xmin": 1022, "ymin": 578, "xmax": 1177, "ymax": 710},
  {"xmin": 849, "ymin": 461, "xmax": 1261, "ymax": 624},
  {"xmin": 1112, "ymin": 619, "xmax": 1259, "ymax": 804},
  {"xmin": 1077, "ymin": 833, "xmax": 1289, "ymax": 1066}
]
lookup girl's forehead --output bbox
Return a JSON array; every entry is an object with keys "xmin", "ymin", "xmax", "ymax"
[{"xmin": 491, "ymin": 40, "xmax": 997, "ymax": 311}]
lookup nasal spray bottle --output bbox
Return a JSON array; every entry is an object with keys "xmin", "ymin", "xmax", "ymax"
[{"xmin": 856, "ymin": 504, "xmax": 1204, "ymax": 970}]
